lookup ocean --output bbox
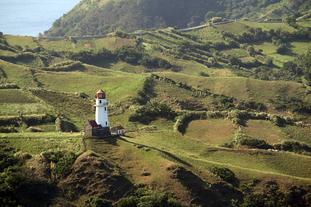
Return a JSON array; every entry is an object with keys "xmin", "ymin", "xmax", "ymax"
[{"xmin": 0, "ymin": 0, "xmax": 81, "ymax": 37}]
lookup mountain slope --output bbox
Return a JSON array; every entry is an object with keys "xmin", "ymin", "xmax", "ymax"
[{"xmin": 45, "ymin": 0, "xmax": 311, "ymax": 37}]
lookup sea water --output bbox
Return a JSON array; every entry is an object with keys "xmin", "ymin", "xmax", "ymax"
[{"xmin": 0, "ymin": 0, "xmax": 81, "ymax": 36}]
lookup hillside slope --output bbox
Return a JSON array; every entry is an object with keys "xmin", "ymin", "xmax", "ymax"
[
  {"xmin": 45, "ymin": 0, "xmax": 311, "ymax": 37},
  {"xmin": 1, "ymin": 21, "xmax": 311, "ymax": 206}
]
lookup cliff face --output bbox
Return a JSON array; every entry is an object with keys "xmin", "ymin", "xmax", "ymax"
[{"xmin": 45, "ymin": 0, "xmax": 310, "ymax": 37}]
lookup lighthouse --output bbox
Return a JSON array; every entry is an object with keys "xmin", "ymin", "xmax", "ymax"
[{"xmin": 95, "ymin": 89, "xmax": 109, "ymax": 127}]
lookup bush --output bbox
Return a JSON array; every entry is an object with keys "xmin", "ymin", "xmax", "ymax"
[
  {"xmin": 239, "ymin": 137, "xmax": 271, "ymax": 149},
  {"xmin": 242, "ymin": 193, "xmax": 264, "ymax": 207},
  {"xmin": 276, "ymin": 44, "xmax": 287, "ymax": 54},
  {"xmin": 198, "ymin": 71, "xmax": 209, "ymax": 77},
  {"xmin": 232, "ymin": 118, "xmax": 241, "ymax": 125},
  {"xmin": 0, "ymin": 166, "xmax": 55, "ymax": 206},
  {"xmin": 52, "ymin": 153, "xmax": 77, "ymax": 179},
  {"xmin": 85, "ymin": 197, "xmax": 110, "ymax": 207},
  {"xmin": 281, "ymin": 140, "xmax": 311, "ymax": 153},
  {"xmin": 211, "ymin": 167, "xmax": 235, "ymax": 182},
  {"xmin": 0, "ymin": 152, "xmax": 22, "ymax": 171},
  {"xmin": 117, "ymin": 196, "xmax": 138, "ymax": 207},
  {"xmin": 211, "ymin": 17, "xmax": 223, "ymax": 23}
]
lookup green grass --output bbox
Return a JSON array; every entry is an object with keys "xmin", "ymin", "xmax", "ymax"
[
  {"xmin": 120, "ymin": 130, "xmax": 311, "ymax": 181},
  {"xmin": 240, "ymin": 22, "xmax": 296, "ymax": 32},
  {"xmin": 84, "ymin": 137, "xmax": 177, "ymax": 187},
  {"xmin": 297, "ymin": 21, "xmax": 311, "ymax": 27},
  {"xmin": 222, "ymin": 48, "xmax": 249, "ymax": 58},
  {"xmin": 185, "ymin": 119, "xmax": 237, "ymax": 145},
  {"xmin": 109, "ymin": 109, "xmax": 145, "ymax": 131},
  {"xmin": 251, "ymin": 40, "xmax": 310, "ymax": 67},
  {"xmin": 0, "ymin": 89, "xmax": 36, "ymax": 103},
  {"xmin": 0, "ymin": 132, "xmax": 83, "ymax": 154},
  {"xmin": 38, "ymin": 36, "xmax": 135, "ymax": 52},
  {"xmin": 154, "ymin": 72, "xmax": 306, "ymax": 103},
  {"xmin": 281, "ymin": 126, "xmax": 311, "ymax": 144},
  {"xmin": 39, "ymin": 38, "xmax": 94, "ymax": 52},
  {"xmin": 0, "ymin": 103, "xmax": 49, "ymax": 116},
  {"xmin": 35, "ymin": 65, "xmax": 146, "ymax": 103},
  {"xmin": 30, "ymin": 90, "xmax": 94, "ymax": 130},
  {"xmin": 4, "ymin": 35, "xmax": 40, "ymax": 50},
  {"xmin": 0, "ymin": 60, "xmax": 37, "ymax": 88},
  {"xmin": 0, "ymin": 49, "xmax": 16, "ymax": 56},
  {"xmin": 189, "ymin": 26, "xmax": 224, "ymax": 42},
  {"xmin": 243, "ymin": 120, "xmax": 286, "ymax": 144}
]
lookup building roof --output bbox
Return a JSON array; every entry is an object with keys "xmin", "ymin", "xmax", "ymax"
[
  {"xmin": 88, "ymin": 120, "xmax": 98, "ymax": 128},
  {"xmin": 97, "ymin": 89, "xmax": 104, "ymax": 94},
  {"xmin": 116, "ymin": 125, "xmax": 124, "ymax": 130},
  {"xmin": 98, "ymin": 124, "xmax": 103, "ymax": 129},
  {"xmin": 96, "ymin": 89, "xmax": 106, "ymax": 99}
]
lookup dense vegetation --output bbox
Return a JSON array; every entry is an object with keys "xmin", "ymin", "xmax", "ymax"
[
  {"xmin": 45, "ymin": 0, "xmax": 311, "ymax": 36},
  {"xmin": 0, "ymin": 151, "xmax": 55, "ymax": 206}
]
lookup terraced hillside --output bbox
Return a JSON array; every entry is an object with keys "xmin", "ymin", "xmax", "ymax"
[
  {"xmin": 1, "ymin": 20, "xmax": 311, "ymax": 206},
  {"xmin": 45, "ymin": 0, "xmax": 311, "ymax": 36}
]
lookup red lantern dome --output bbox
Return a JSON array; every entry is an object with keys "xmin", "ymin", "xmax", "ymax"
[{"xmin": 97, "ymin": 89, "xmax": 105, "ymax": 99}]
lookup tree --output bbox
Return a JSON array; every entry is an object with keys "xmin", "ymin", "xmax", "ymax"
[
  {"xmin": 229, "ymin": 56, "xmax": 241, "ymax": 66},
  {"xmin": 286, "ymin": 16, "xmax": 298, "ymax": 28},
  {"xmin": 248, "ymin": 46, "xmax": 256, "ymax": 57},
  {"xmin": 198, "ymin": 71, "xmax": 209, "ymax": 77},
  {"xmin": 276, "ymin": 44, "xmax": 287, "ymax": 54},
  {"xmin": 205, "ymin": 11, "xmax": 216, "ymax": 20},
  {"xmin": 265, "ymin": 57, "xmax": 274, "ymax": 67},
  {"xmin": 109, "ymin": 26, "xmax": 115, "ymax": 32},
  {"xmin": 242, "ymin": 194, "xmax": 265, "ymax": 207}
]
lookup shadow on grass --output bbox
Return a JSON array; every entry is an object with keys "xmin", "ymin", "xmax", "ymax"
[
  {"xmin": 170, "ymin": 166, "xmax": 242, "ymax": 206},
  {"xmin": 117, "ymin": 136, "xmax": 192, "ymax": 167},
  {"xmin": 180, "ymin": 119, "xmax": 192, "ymax": 135},
  {"xmin": 92, "ymin": 59, "xmax": 118, "ymax": 69}
]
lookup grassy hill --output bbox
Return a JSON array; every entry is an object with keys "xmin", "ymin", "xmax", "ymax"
[
  {"xmin": 1, "ymin": 20, "xmax": 311, "ymax": 206},
  {"xmin": 45, "ymin": 0, "xmax": 311, "ymax": 37}
]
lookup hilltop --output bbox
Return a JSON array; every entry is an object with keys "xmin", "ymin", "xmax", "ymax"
[
  {"xmin": 1, "ymin": 19, "xmax": 311, "ymax": 206},
  {"xmin": 45, "ymin": 0, "xmax": 311, "ymax": 37}
]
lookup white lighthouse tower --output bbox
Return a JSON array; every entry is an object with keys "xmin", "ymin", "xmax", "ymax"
[{"xmin": 95, "ymin": 89, "xmax": 109, "ymax": 127}]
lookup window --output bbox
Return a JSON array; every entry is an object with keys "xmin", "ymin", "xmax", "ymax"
[
  {"xmin": 104, "ymin": 107, "xmax": 106, "ymax": 111},
  {"xmin": 99, "ymin": 100, "xmax": 102, "ymax": 104},
  {"xmin": 98, "ymin": 94, "xmax": 103, "ymax": 98},
  {"xmin": 106, "ymin": 122, "xmax": 107, "ymax": 126}
]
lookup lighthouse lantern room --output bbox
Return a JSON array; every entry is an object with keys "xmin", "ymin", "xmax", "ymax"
[{"xmin": 95, "ymin": 89, "xmax": 109, "ymax": 127}]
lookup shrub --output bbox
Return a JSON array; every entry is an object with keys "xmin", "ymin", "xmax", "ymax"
[
  {"xmin": 232, "ymin": 118, "xmax": 241, "ymax": 125},
  {"xmin": 242, "ymin": 193, "xmax": 264, "ymax": 207},
  {"xmin": 52, "ymin": 153, "xmax": 77, "ymax": 179},
  {"xmin": 85, "ymin": 197, "xmax": 110, "ymax": 207},
  {"xmin": 276, "ymin": 44, "xmax": 287, "ymax": 54},
  {"xmin": 239, "ymin": 137, "xmax": 271, "ymax": 149},
  {"xmin": 117, "ymin": 196, "xmax": 138, "ymax": 207},
  {"xmin": 0, "ymin": 152, "xmax": 22, "ymax": 171},
  {"xmin": 211, "ymin": 167, "xmax": 235, "ymax": 182},
  {"xmin": 41, "ymin": 150, "xmax": 68, "ymax": 163},
  {"xmin": 26, "ymin": 126, "xmax": 44, "ymax": 132},
  {"xmin": 0, "ymin": 126, "xmax": 18, "ymax": 133},
  {"xmin": 199, "ymin": 71, "xmax": 209, "ymax": 76},
  {"xmin": 265, "ymin": 56, "xmax": 274, "ymax": 67},
  {"xmin": 240, "ymin": 184, "xmax": 249, "ymax": 193},
  {"xmin": 211, "ymin": 17, "xmax": 223, "ymax": 23},
  {"xmin": 281, "ymin": 140, "xmax": 311, "ymax": 153},
  {"xmin": 0, "ymin": 166, "xmax": 55, "ymax": 206}
]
